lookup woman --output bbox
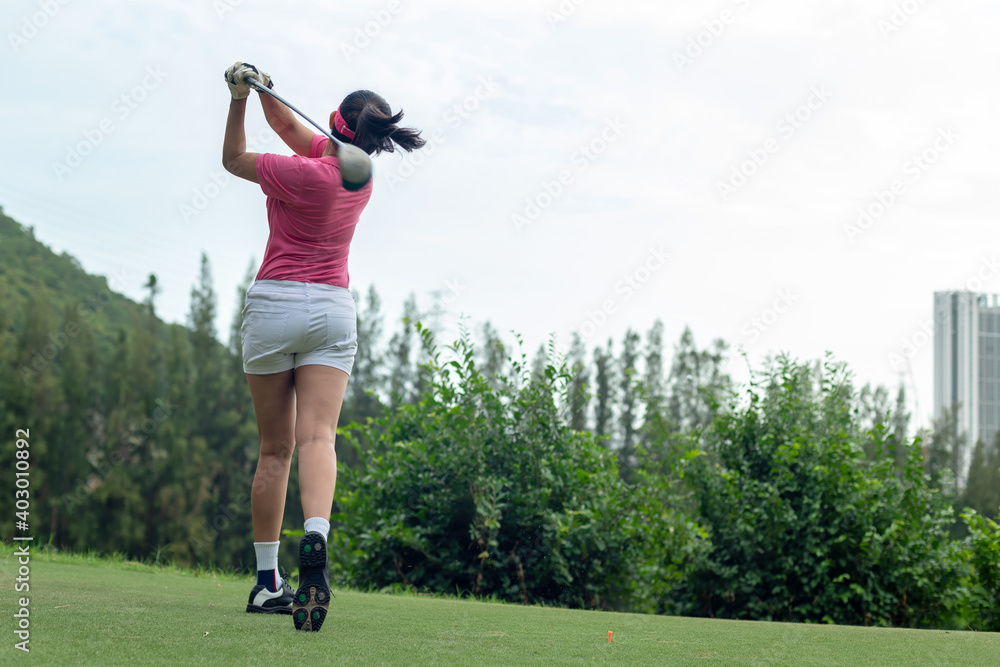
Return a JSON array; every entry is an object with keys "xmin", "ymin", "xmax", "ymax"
[{"xmin": 221, "ymin": 61, "xmax": 424, "ymax": 632}]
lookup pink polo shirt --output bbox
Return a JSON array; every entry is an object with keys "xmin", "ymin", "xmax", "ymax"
[{"xmin": 254, "ymin": 134, "xmax": 373, "ymax": 288}]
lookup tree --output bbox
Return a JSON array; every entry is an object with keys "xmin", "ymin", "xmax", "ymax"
[
  {"xmin": 530, "ymin": 342, "xmax": 548, "ymax": 382},
  {"xmin": 665, "ymin": 327, "xmax": 730, "ymax": 432},
  {"xmin": 961, "ymin": 433, "xmax": 1000, "ymax": 519},
  {"xmin": 143, "ymin": 273, "xmax": 160, "ymax": 318},
  {"xmin": 346, "ymin": 284, "xmax": 385, "ymax": 425},
  {"xmin": 188, "ymin": 252, "xmax": 217, "ymax": 367},
  {"xmin": 187, "ymin": 252, "xmax": 222, "ymax": 435},
  {"xmin": 229, "ymin": 258, "xmax": 257, "ymax": 359},
  {"xmin": 566, "ymin": 332, "xmax": 590, "ymax": 432},
  {"xmin": 640, "ymin": 319, "xmax": 666, "ymax": 428},
  {"xmin": 49, "ymin": 305, "xmax": 94, "ymax": 546},
  {"xmin": 617, "ymin": 328, "xmax": 641, "ymax": 477},
  {"xmin": 889, "ymin": 385, "xmax": 911, "ymax": 469},
  {"xmin": 856, "ymin": 382, "xmax": 890, "ymax": 460},
  {"xmin": 926, "ymin": 404, "xmax": 968, "ymax": 498},
  {"xmin": 478, "ymin": 321, "xmax": 507, "ymax": 391},
  {"xmin": 387, "ymin": 293, "xmax": 419, "ymax": 408},
  {"xmin": 592, "ymin": 339, "xmax": 615, "ymax": 442}
]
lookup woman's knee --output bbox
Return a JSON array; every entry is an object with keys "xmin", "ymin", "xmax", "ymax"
[
  {"xmin": 296, "ymin": 432, "xmax": 335, "ymax": 453},
  {"xmin": 260, "ymin": 439, "xmax": 295, "ymax": 461}
]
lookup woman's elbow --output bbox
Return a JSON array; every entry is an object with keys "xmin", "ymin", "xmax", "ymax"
[{"xmin": 222, "ymin": 153, "xmax": 239, "ymax": 175}]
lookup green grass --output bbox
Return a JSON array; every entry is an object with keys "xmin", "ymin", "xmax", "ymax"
[{"xmin": 1, "ymin": 549, "xmax": 997, "ymax": 665}]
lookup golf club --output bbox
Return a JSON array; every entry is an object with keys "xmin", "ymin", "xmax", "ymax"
[{"xmin": 245, "ymin": 77, "xmax": 373, "ymax": 192}]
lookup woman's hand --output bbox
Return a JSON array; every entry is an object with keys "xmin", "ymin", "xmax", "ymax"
[
  {"xmin": 242, "ymin": 63, "xmax": 273, "ymax": 90},
  {"xmin": 224, "ymin": 61, "xmax": 252, "ymax": 99},
  {"xmin": 224, "ymin": 61, "xmax": 273, "ymax": 99}
]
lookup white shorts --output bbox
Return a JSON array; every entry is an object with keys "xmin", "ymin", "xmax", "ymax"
[{"xmin": 240, "ymin": 279, "xmax": 358, "ymax": 375}]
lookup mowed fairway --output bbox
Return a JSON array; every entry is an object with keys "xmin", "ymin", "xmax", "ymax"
[{"xmin": 1, "ymin": 554, "xmax": 996, "ymax": 665}]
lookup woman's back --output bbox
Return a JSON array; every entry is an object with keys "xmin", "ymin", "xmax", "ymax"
[{"xmin": 256, "ymin": 134, "xmax": 373, "ymax": 288}]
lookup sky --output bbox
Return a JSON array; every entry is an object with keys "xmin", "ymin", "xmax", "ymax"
[{"xmin": 3, "ymin": 0, "xmax": 1000, "ymax": 430}]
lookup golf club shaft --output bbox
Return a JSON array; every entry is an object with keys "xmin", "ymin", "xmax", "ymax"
[{"xmin": 246, "ymin": 78, "xmax": 345, "ymax": 148}]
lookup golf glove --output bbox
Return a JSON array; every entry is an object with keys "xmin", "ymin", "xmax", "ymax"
[
  {"xmin": 241, "ymin": 63, "xmax": 273, "ymax": 90},
  {"xmin": 224, "ymin": 61, "xmax": 251, "ymax": 99}
]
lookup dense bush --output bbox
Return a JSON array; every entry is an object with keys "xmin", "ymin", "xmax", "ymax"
[
  {"xmin": 674, "ymin": 355, "xmax": 971, "ymax": 628},
  {"xmin": 962, "ymin": 509, "xmax": 1000, "ymax": 631},
  {"xmin": 329, "ymin": 326, "xmax": 703, "ymax": 609}
]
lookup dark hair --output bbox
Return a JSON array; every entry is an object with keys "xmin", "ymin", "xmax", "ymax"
[{"xmin": 333, "ymin": 90, "xmax": 425, "ymax": 156}]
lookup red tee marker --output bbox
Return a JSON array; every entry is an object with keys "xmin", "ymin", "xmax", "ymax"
[{"xmin": 608, "ymin": 630, "xmax": 613, "ymax": 642}]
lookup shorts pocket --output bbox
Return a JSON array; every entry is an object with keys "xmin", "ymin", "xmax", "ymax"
[
  {"xmin": 242, "ymin": 310, "xmax": 289, "ymax": 354},
  {"xmin": 325, "ymin": 311, "xmax": 358, "ymax": 351}
]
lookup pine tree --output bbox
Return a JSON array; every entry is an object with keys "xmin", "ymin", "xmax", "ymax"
[
  {"xmin": 925, "ymin": 404, "xmax": 967, "ymax": 497},
  {"xmin": 531, "ymin": 342, "xmax": 548, "ymax": 382},
  {"xmin": 856, "ymin": 383, "xmax": 891, "ymax": 460},
  {"xmin": 188, "ymin": 253, "xmax": 222, "ymax": 434},
  {"xmin": 641, "ymin": 320, "xmax": 666, "ymax": 425},
  {"xmin": 617, "ymin": 328, "xmax": 641, "ymax": 476},
  {"xmin": 414, "ymin": 298, "xmax": 436, "ymax": 402},
  {"xmin": 665, "ymin": 326, "xmax": 731, "ymax": 432},
  {"xmin": 566, "ymin": 332, "xmax": 590, "ymax": 431},
  {"xmin": 143, "ymin": 273, "xmax": 160, "ymax": 318},
  {"xmin": 229, "ymin": 258, "xmax": 257, "ymax": 360},
  {"xmin": 478, "ymin": 321, "xmax": 507, "ymax": 391},
  {"xmin": 889, "ymin": 385, "xmax": 910, "ymax": 469},
  {"xmin": 189, "ymin": 253, "xmax": 218, "ymax": 369},
  {"xmin": 347, "ymin": 284, "xmax": 386, "ymax": 424},
  {"xmin": 387, "ymin": 293, "xmax": 418, "ymax": 408},
  {"xmin": 49, "ymin": 305, "xmax": 90, "ymax": 545},
  {"xmin": 593, "ymin": 339, "xmax": 616, "ymax": 442},
  {"xmin": 961, "ymin": 432, "xmax": 1000, "ymax": 518},
  {"xmin": 635, "ymin": 319, "xmax": 674, "ymax": 471}
]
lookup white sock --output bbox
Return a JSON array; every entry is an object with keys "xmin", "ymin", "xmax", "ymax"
[
  {"xmin": 254, "ymin": 541, "xmax": 282, "ymax": 590},
  {"xmin": 304, "ymin": 517, "xmax": 330, "ymax": 542}
]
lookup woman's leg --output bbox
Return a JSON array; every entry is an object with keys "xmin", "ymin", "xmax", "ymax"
[
  {"xmin": 246, "ymin": 370, "xmax": 296, "ymax": 542},
  {"xmin": 292, "ymin": 364, "xmax": 349, "ymax": 519}
]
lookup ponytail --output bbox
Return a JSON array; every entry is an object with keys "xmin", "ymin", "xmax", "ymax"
[{"xmin": 335, "ymin": 90, "xmax": 426, "ymax": 156}]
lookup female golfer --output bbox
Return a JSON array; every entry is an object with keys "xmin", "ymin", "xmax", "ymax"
[{"xmin": 221, "ymin": 61, "xmax": 424, "ymax": 631}]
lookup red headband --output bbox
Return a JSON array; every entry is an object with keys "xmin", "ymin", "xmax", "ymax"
[{"xmin": 333, "ymin": 107, "xmax": 355, "ymax": 140}]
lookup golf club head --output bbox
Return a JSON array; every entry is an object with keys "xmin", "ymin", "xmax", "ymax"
[{"xmin": 337, "ymin": 143, "xmax": 372, "ymax": 192}]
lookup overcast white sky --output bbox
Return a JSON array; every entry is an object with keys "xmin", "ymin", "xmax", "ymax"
[{"xmin": 4, "ymin": 0, "xmax": 1000, "ymax": 429}]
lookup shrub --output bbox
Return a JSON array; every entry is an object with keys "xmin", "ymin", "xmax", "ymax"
[
  {"xmin": 677, "ymin": 355, "xmax": 968, "ymax": 628},
  {"xmin": 961, "ymin": 509, "xmax": 1000, "ymax": 631},
  {"xmin": 329, "ymin": 326, "xmax": 701, "ymax": 609}
]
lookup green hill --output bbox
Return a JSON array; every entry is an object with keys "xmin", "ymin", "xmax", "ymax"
[
  {"xmin": 0, "ymin": 206, "xmax": 179, "ymax": 368},
  {"xmin": 0, "ymin": 549, "xmax": 996, "ymax": 665},
  {"xmin": 0, "ymin": 206, "xmax": 264, "ymax": 569}
]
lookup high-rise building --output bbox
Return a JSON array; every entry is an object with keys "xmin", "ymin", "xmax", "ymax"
[{"xmin": 933, "ymin": 291, "xmax": 1000, "ymax": 454}]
